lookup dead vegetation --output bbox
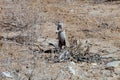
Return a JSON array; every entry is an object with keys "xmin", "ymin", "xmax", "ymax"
[{"xmin": 0, "ymin": 0, "xmax": 120, "ymax": 80}]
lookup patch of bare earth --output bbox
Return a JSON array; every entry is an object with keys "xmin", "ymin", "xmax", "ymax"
[{"xmin": 0, "ymin": 0, "xmax": 120, "ymax": 80}]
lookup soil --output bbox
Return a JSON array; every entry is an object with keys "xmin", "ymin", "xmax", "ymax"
[{"xmin": 0, "ymin": 0, "xmax": 120, "ymax": 80}]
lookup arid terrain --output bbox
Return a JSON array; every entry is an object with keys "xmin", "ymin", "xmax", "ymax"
[{"xmin": 0, "ymin": 0, "xmax": 120, "ymax": 80}]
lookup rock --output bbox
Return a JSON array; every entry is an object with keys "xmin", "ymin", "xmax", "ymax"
[
  {"xmin": 39, "ymin": 38, "xmax": 58, "ymax": 53},
  {"xmin": 59, "ymin": 50, "xmax": 70, "ymax": 61},
  {"xmin": 106, "ymin": 61, "xmax": 120, "ymax": 67},
  {"xmin": 68, "ymin": 66, "xmax": 76, "ymax": 75},
  {"xmin": 91, "ymin": 63, "xmax": 97, "ymax": 66},
  {"xmin": 48, "ymin": 39, "xmax": 59, "ymax": 49},
  {"xmin": 68, "ymin": 61, "xmax": 79, "ymax": 76},
  {"xmin": 2, "ymin": 71, "xmax": 13, "ymax": 78}
]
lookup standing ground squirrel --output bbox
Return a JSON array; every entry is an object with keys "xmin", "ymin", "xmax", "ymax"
[{"xmin": 56, "ymin": 21, "xmax": 66, "ymax": 49}]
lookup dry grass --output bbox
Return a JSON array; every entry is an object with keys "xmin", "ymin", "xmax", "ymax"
[{"xmin": 0, "ymin": 0, "xmax": 120, "ymax": 80}]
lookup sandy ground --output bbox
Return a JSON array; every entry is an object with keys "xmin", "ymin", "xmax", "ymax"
[{"xmin": 0, "ymin": 0, "xmax": 120, "ymax": 80}]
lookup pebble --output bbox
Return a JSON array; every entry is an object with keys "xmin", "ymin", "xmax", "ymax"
[{"xmin": 106, "ymin": 61, "xmax": 120, "ymax": 67}]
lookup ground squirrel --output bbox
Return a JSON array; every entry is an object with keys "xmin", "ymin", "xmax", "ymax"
[{"xmin": 56, "ymin": 21, "xmax": 66, "ymax": 49}]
